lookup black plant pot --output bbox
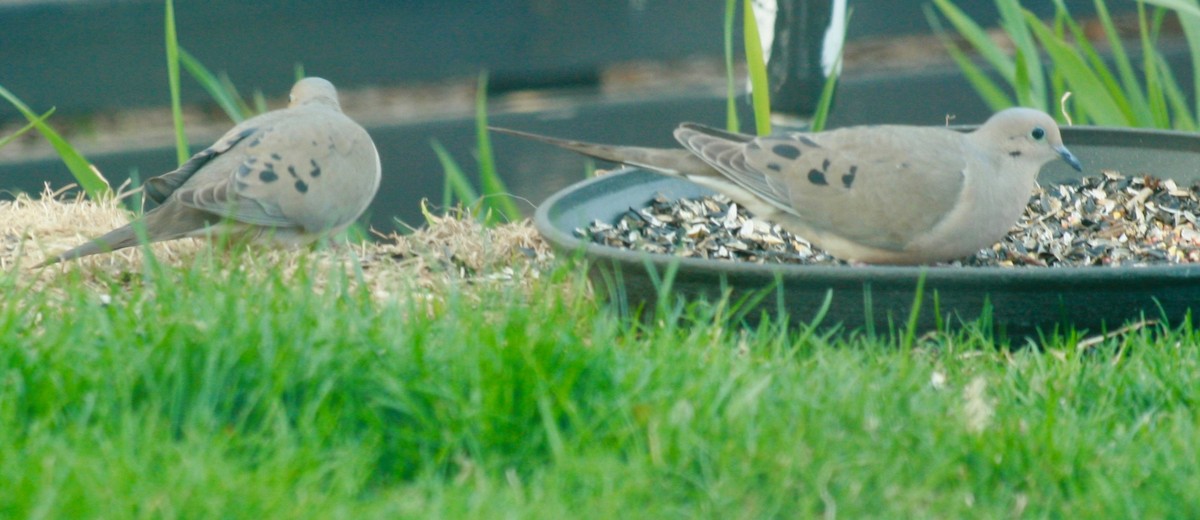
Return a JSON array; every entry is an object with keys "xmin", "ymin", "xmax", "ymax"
[{"xmin": 534, "ymin": 126, "xmax": 1200, "ymax": 337}]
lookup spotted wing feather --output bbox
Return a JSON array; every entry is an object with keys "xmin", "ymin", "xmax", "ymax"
[{"xmin": 679, "ymin": 123, "xmax": 970, "ymax": 251}]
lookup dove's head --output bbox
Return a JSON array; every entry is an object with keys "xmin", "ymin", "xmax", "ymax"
[
  {"xmin": 975, "ymin": 107, "xmax": 1082, "ymax": 173},
  {"xmin": 288, "ymin": 77, "xmax": 341, "ymax": 110}
]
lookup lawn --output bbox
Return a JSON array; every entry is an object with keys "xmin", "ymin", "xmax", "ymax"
[{"xmin": 2, "ymin": 195, "xmax": 1198, "ymax": 518}]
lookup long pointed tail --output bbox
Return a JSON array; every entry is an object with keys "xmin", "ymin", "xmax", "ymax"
[
  {"xmin": 37, "ymin": 223, "xmax": 142, "ymax": 267},
  {"xmin": 489, "ymin": 126, "xmax": 720, "ymax": 177},
  {"xmin": 37, "ymin": 202, "xmax": 211, "ymax": 267}
]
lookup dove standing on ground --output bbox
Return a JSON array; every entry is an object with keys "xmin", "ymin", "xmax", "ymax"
[
  {"xmin": 493, "ymin": 107, "xmax": 1082, "ymax": 264},
  {"xmin": 41, "ymin": 77, "xmax": 380, "ymax": 266}
]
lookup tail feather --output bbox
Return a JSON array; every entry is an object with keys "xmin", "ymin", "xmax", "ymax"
[
  {"xmin": 39, "ymin": 225, "xmax": 140, "ymax": 266},
  {"xmin": 675, "ymin": 122, "xmax": 757, "ymax": 143},
  {"xmin": 488, "ymin": 126, "xmax": 719, "ymax": 177},
  {"xmin": 37, "ymin": 202, "xmax": 214, "ymax": 267}
]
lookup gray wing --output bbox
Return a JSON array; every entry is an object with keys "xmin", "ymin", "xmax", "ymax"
[
  {"xmin": 678, "ymin": 123, "xmax": 969, "ymax": 251},
  {"xmin": 172, "ymin": 106, "xmax": 378, "ymax": 233},
  {"xmin": 143, "ymin": 115, "xmax": 282, "ymax": 203},
  {"xmin": 674, "ymin": 123, "xmax": 795, "ymax": 212}
]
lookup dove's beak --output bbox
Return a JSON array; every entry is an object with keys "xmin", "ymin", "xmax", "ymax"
[{"xmin": 1056, "ymin": 145, "xmax": 1083, "ymax": 172}]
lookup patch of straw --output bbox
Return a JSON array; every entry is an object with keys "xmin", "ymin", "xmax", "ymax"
[{"xmin": 2, "ymin": 189, "xmax": 557, "ymax": 302}]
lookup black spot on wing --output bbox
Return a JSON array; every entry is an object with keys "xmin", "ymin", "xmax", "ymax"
[
  {"xmin": 294, "ymin": 179, "xmax": 309, "ymax": 194},
  {"xmin": 271, "ymin": 153, "xmax": 283, "ymax": 161},
  {"xmin": 260, "ymin": 170, "xmax": 278, "ymax": 183},
  {"xmin": 766, "ymin": 163, "xmax": 782, "ymax": 172},
  {"xmin": 807, "ymin": 169, "xmax": 828, "ymax": 186},
  {"xmin": 798, "ymin": 136, "xmax": 819, "ymax": 147},
  {"xmin": 1009, "ymin": 151, "xmax": 1022, "ymax": 157},
  {"xmin": 310, "ymin": 159, "xmax": 322, "ymax": 178},
  {"xmin": 288, "ymin": 165, "xmax": 298, "ymax": 179},
  {"xmin": 248, "ymin": 136, "xmax": 263, "ymax": 148},
  {"xmin": 822, "ymin": 159, "xmax": 831, "ymax": 171},
  {"xmin": 842, "ymin": 166, "xmax": 857, "ymax": 189},
  {"xmin": 237, "ymin": 163, "xmax": 253, "ymax": 177},
  {"xmin": 772, "ymin": 144, "xmax": 801, "ymax": 160}
]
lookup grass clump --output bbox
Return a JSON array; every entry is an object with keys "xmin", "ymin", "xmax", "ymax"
[
  {"xmin": 3, "ymin": 196, "xmax": 1200, "ymax": 516},
  {"xmin": 929, "ymin": 0, "xmax": 1200, "ymax": 130}
]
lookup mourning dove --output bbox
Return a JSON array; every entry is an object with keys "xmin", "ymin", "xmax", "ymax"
[
  {"xmin": 493, "ymin": 107, "xmax": 1082, "ymax": 264},
  {"xmin": 41, "ymin": 77, "xmax": 380, "ymax": 266}
]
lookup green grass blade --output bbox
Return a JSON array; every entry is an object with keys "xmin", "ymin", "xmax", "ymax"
[
  {"xmin": 1084, "ymin": 0, "xmax": 1152, "ymax": 122},
  {"xmin": 0, "ymin": 85, "xmax": 110, "ymax": 199},
  {"xmin": 809, "ymin": 8, "xmax": 852, "ymax": 132},
  {"xmin": 252, "ymin": 90, "xmax": 268, "ymax": 114},
  {"xmin": 930, "ymin": 0, "xmax": 1016, "ymax": 82},
  {"xmin": 1024, "ymin": 11, "xmax": 1125, "ymax": 125},
  {"xmin": 218, "ymin": 73, "xmax": 257, "ymax": 117},
  {"xmin": 743, "ymin": 0, "xmax": 771, "ymax": 135},
  {"xmin": 997, "ymin": 0, "xmax": 1046, "ymax": 109},
  {"xmin": 294, "ymin": 63, "xmax": 306, "ymax": 82},
  {"xmin": 1062, "ymin": 12, "xmax": 1141, "ymax": 125},
  {"xmin": 431, "ymin": 139, "xmax": 479, "ymax": 210},
  {"xmin": 723, "ymin": 0, "xmax": 740, "ymax": 133},
  {"xmin": 1142, "ymin": 6, "xmax": 1170, "ymax": 128},
  {"xmin": 1141, "ymin": 0, "xmax": 1200, "ymax": 18},
  {"xmin": 900, "ymin": 270, "xmax": 927, "ymax": 351},
  {"xmin": 1013, "ymin": 47, "xmax": 1034, "ymax": 107},
  {"xmin": 164, "ymin": 0, "xmax": 188, "ymax": 166},
  {"xmin": 179, "ymin": 48, "xmax": 247, "ymax": 123},
  {"xmin": 925, "ymin": 5, "xmax": 1013, "ymax": 111},
  {"xmin": 0, "ymin": 107, "xmax": 53, "ymax": 149},
  {"xmin": 474, "ymin": 73, "xmax": 522, "ymax": 224},
  {"xmin": 808, "ymin": 59, "xmax": 839, "ymax": 132},
  {"xmin": 1141, "ymin": 0, "xmax": 1200, "ymax": 118},
  {"xmin": 1155, "ymin": 54, "xmax": 1198, "ymax": 129},
  {"xmin": 1042, "ymin": 3, "xmax": 1134, "ymax": 123},
  {"xmin": 1181, "ymin": 12, "xmax": 1200, "ymax": 121}
]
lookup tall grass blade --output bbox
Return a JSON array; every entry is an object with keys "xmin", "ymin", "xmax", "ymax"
[
  {"xmin": 1142, "ymin": 6, "xmax": 1171, "ymax": 128},
  {"xmin": 1060, "ymin": 13, "xmax": 1140, "ymax": 124},
  {"xmin": 723, "ymin": 0, "xmax": 740, "ymax": 132},
  {"xmin": 808, "ymin": 62, "xmax": 839, "ymax": 132},
  {"xmin": 1013, "ymin": 47, "xmax": 1034, "ymax": 106},
  {"xmin": 743, "ymin": 0, "xmax": 771, "ymax": 135},
  {"xmin": 810, "ymin": 8, "xmax": 851, "ymax": 132},
  {"xmin": 474, "ymin": 73, "xmax": 522, "ymax": 224},
  {"xmin": 997, "ymin": 0, "xmax": 1046, "ymax": 109},
  {"xmin": 1141, "ymin": 0, "xmax": 1200, "ymax": 18},
  {"xmin": 924, "ymin": 5, "xmax": 1013, "ymax": 110},
  {"xmin": 164, "ymin": 0, "xmax": 188, "ymax": 166},
  {"xmin": 930, "ymin": 0, "xmax": 1016, "ymax": 81},
  {"xmin": 218, "ymin": 74, "xmax": 256, "ymax": 117},
  {"xmin": 179, "ymin": 48, "xmax": 247, "ymax": 123},
  {"xmin": 901, "ymin": 270, "xmax": 927, "ymax": 351},
  {"xmin": 1082, "ymin": 0, "xmax": 1152, "ymax": 122},
  {"xmin": 1024, "ymin": 11, "xmax": 1125, "ymax": 125},
  {"xmin": 431, "ymin": 139, "xmax": 479, "ymax": 211},
  {"xmin": 0, "ymin": 85, "xmax": 110, "ymax": 199},
  {"xmin": 253, "ymin": 90, "xmax": 268, "ymax": 114},
  {"xmin": 1155, "ymin": 54, "xmax": 1197, "ymax": 129},
  {"xmin": 0, "ymin": 107, "xmax": 53, "ymax": 149}
]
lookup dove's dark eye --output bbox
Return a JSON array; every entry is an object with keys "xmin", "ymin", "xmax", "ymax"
[{"xmin": 1031, "ymin": 127, "xmax": 1046, "ymax": 140}]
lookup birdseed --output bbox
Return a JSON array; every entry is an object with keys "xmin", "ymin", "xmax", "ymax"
[{"xmin": 579, "ymin": 171, "xmax": 1200, "ymax": 267}]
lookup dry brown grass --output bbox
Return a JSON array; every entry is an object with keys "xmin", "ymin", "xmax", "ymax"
[{"xmin": 1, "ymin": 187, "xmax": 557, "ymax": 299}]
